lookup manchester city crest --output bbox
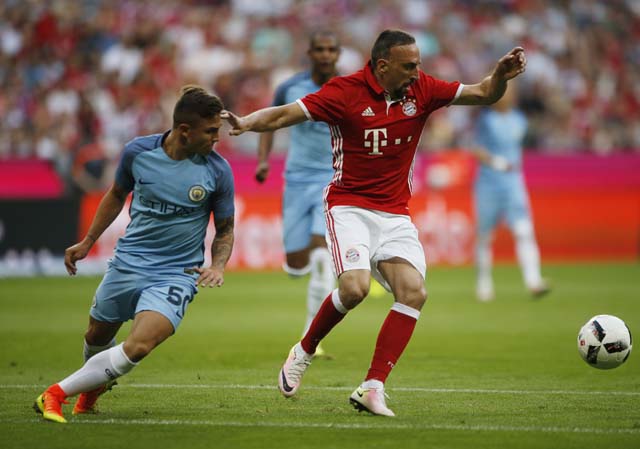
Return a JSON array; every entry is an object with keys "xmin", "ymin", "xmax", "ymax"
[
  {"xmin": 188, "ymin": 185, "xmax": 206, "ymax": 202},
  {"xmin": 402, "ymin": 100, "xmax": 417, "ymax": 116}
]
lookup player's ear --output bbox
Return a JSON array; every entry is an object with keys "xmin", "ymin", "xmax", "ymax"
[
  {"xmin": 376, "ymin": 59, "xmax": 388, "ymax": 74},
  {"xmin": 177, "ymin": 123, "xmax": 191, "ymax": 144}
]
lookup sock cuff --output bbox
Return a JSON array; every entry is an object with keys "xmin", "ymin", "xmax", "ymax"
[
  {"xmin": 84, "ymin": 338, "xmax": 116, "ymax": 351},
  {"xmin": 391, "ymin": 302, "xmax": 420, "ymax": 320},
  {"xmin": 331, "ymin": 289, "xmax": 348, "ymax": 314},
  {"xmin": 109, "ymin": 343, "xmax": 138, "ymax": 376},
  {"xmin": 117, "ymin": 343, "xmax": 138, "ymax": 365},
  {"xmin": 84, "ymin": 338, "xmax": 117, "ymax": 362},
  {"xmin": 283, "ymin": 262, "xmax": 311, "ymax": 277}
]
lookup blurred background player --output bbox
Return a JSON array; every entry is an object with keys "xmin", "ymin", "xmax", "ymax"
[
  {"xmin": 33, "ymin": 86, "xmax": 235, "ymax": 423},
  {"xmin": 223, "ymin": 30, "xmax": 527, "ymax": 416},
  {"xmin": 254, "ymin": 31, "xmax": 340, "ymax": 358},
  {"xmin": 472, "ymin": 83, "xmax": 550, "ymax": 301}
]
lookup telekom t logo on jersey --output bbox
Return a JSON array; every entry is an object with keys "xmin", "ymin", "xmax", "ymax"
[
  {"xmin": 364, "ymin": 128, "xmax": 414, "ymax": 155},
  {"xmin": 364, "ymin": 128, "xmax": 387, "ymax": 155}
]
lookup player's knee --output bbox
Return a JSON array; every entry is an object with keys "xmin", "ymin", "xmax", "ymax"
[
  {"xmin": 512, "ymin": 219, "xmax": 533, "ymax": 239},
  {"xmin": 396, "ymin": 281, "xmax": 427, "ymax": 310},
  {"xmin": 338, "ymin": 280, "xmax": 369, "ymax": 309},
  {"xmin": 406, "ymin": 285, "xmax": 427, "ymax": 310},
  {"xmin": 84, "ymin": 325, "xmax": 114, "ymax": 347},
  {"xmin": 416, "ymin": 286, "xmax": 428, "ymax": 308},
  {"xmin": 84, "ymin": 328, "xmax": 99, "ymax": 345}
]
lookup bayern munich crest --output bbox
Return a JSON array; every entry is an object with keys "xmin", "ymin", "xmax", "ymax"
[
  {"xmin": 188, "ymin": 185, "xmax": 206, "ymax": 202},
  {"xmin": 345, "ymin": 247, "xmax": 360, "ymax": 263},
  {"xmin": 402, "ymin": 99, "xmax": 417, "ymax": 116}
]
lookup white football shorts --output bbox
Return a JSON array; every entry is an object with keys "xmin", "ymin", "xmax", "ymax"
[{"xmin": 325, "ymin": 205, "xmax": 426, "ymax": 291}]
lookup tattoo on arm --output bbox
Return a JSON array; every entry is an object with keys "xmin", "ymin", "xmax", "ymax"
[{"xmin": 211, "ymin": 215, "xmax": 234, "ymax": 270}]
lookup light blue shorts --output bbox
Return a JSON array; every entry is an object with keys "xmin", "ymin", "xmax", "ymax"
[
  {"xmin": 282, "ymin": 181, "xmax": 327, "ymax": 253},
  {"xmin": 90, "ymin": 264, "xmax": 198, "ymax": 332},
  {"xmin": 474, "ymin": 174, "xmax": 531, "ymax": 235}
]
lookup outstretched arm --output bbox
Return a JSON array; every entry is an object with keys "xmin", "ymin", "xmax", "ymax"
[
  {"xmin": 64, "ymin": 183, "xmax": 129, "ymax": 275},
  {"xmin": 453, "ymin": 47, "xmax": 527, "ymax": 106},
  {"xmin": 221, "ymin": 102, "xmax": 308, "ymax": 136}
]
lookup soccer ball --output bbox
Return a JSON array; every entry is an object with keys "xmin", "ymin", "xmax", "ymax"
[{"xmin": 577, "ymin": 315, "xmax": 632, "ymax": 369}]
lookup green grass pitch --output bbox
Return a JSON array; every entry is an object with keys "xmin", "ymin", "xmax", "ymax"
[{"xmin": 1, "ymin": 262, "xmax": 639, "ymax": 449}]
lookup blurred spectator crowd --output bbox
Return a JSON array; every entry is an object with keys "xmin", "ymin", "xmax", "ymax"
[{"xmin": 1, "ymin": 0, "xmax": 639, "ymax": 192}]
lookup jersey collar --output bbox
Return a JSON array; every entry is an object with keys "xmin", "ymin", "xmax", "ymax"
[{"xmin": 364, "ymin": 61, "xmax": 385, "ymax": 96}]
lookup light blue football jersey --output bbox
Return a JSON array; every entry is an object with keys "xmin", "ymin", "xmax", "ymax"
[
  {"xmin": 273, "ymin": 71, "xmax": 334, "ymax": 184},
  {"xmin": 112, "ymin": 132, "xmax": 234, "ymax": 273},
  {"xmin": 474, "ymin": 108, "xmax": 531, "ymax": 233},
  {"xmin": 475, "ymin": 108, "xmax": 528, "ymax": 183}
]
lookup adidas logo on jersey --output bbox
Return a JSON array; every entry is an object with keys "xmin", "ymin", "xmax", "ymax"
[{"xmin": 361, "ymin": 107, "xmax": 375, "ymax": 117}]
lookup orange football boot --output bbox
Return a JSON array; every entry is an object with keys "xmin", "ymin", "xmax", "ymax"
[
  {"xmin": 72, "ymin": 381, "xmax": 117, "ymax": 415},
  {"xmin": 34, "ymin": 384, "xmax": 69, "ymax": 423}
]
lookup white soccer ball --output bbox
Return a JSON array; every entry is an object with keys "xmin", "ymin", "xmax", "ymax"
[{"xmin": 577, "ymin": 315, "xmax": 632, "ymax": 369}]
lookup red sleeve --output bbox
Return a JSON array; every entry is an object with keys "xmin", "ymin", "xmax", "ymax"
[
  {"xmin": 418, "ymin": 71, "xmax": 461, "ymax": 113},
  {"xmin": 298, "ymin": 77, "xmax": 345, "ymax": 125}
]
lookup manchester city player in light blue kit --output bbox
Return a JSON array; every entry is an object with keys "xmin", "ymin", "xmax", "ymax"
[
  {"xmin": 34, "ymin": 86, "xmax": 235, "ymax": 423},
  {"xmin": 473, "ymin": 83, "xmax": 549, "ymax": 301},
  {"xmin": 255, "ymin": 31, "xmax": 340, "ymax": 357}
]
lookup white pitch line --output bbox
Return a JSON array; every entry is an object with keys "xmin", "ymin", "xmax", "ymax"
[
  {"xmin": 2, "ymin": 384, "xmax": 639, "ymax": 396},
  {"xmin": 3, "ymin": 418, "xmax": 640, "ymax": 434}
]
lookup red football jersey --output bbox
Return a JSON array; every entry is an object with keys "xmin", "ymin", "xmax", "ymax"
[{"xmin": 297, "ymin": 63, "xmax": 461, "ymax": 215}]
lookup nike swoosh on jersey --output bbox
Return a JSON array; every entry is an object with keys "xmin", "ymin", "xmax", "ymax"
[{"xmin": 138, "ymin": 179, "xmax": 155, "ymax": 185}]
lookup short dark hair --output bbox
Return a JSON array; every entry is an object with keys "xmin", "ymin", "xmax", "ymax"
[
  {"xmin": 173, "ymin": 85, "xmax": 224, "ymax": 128},
  {"xmin": 371, "ymin": 29, "xmax": 416, "ymax": 66},
  {"xmin": 309, "ymin": 30, "xmax": 340, "ymax": 49}
]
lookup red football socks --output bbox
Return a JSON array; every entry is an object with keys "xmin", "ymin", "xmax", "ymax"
[
  {"xmin": 365, "ymin": 310, "xmax": 417, "ymax": 382},
  {"xmin": 301, "ymin": 293, "xmax": 347, "ymax": 354}
]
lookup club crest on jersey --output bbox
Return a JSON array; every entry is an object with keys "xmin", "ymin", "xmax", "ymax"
[
  {"xmin": 402, "ymin": 99, "xmax": 417, "ymax": 116},
  {"xmin": 188, "ymin": 185, "xmax": 206, "ymax": 202},
  {"xmin": 345, "ymin": 248, "xmax": 360, "ymax": 263}
]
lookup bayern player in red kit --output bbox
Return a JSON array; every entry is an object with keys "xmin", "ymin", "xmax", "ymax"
[{"xmin": 223, "ymin": 30, "xmax": 526, "ymax": 416}]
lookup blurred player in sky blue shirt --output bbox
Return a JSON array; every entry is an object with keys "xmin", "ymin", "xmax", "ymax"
[
  {"xmin": 472, "ymin": 83, "xmax": 549, "ymax": 302},
  {"xmin": 254, "ymin": 31, "xmax": 340, "ymax": 358}
]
